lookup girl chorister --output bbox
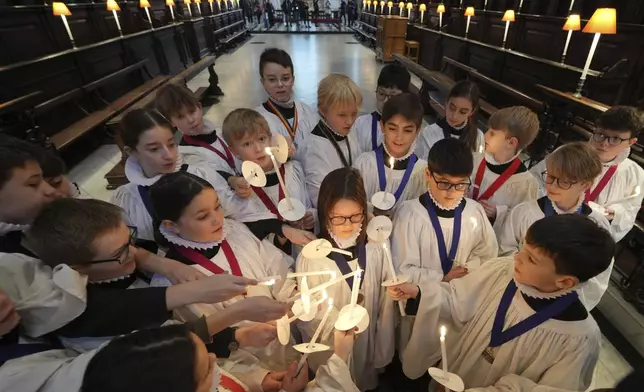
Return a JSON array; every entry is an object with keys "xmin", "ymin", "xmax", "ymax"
[
  {"xmin": 304, "ymin": 74, "xmax": 363, "ymax": 207},
  {"xmin": 353, "ymin": 93, "xmax": 427, "ymax": 215},
  {"xmin": 295, "ymin": 168, "xmax": 395, "ymax": 391}
]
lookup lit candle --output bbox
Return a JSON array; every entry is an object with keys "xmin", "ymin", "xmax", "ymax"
[
  {"xmin": 385, "ymin": 156, "xmax": 394, "ymax": 188},
  {"xmin": 287, "ymin": 269, "xmax": 361, "ymax": 302},
  {"xmin": 296, "ymin": 297, "xmax": 334, "ymax": 374},
  {"xmin": 265, "ymin": 147, "xmax": 294, "ymax": 210},
  {"xmin": 440, "ymin": 326, "xmax": 449, "ymax": 380},
  {"xmin": 301, "ymin": 276, "xmax": 311, "ymax": 313},
  {"xmin": 350, "ymin": 269, "xmax": 362, "ymax": 316},
  {"xmin": 383, "ymin": 242, "xmax": 406, "ymax": 316}
]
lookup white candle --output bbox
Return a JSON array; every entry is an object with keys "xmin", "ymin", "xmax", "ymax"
[
  {"xmin": 408, "ymin": 9, "xmax": 412, "ymax": 20},
  {"xmin": 309, "ymin": 298, "xmax": 334, "ymax": 348},
  {"xmin": 187, "ymin": 4, "xmax": 193, "ymax": 17},
  {"xmin": 465, "ymin": 15, "xmax": 471, "ymax": 36},
  {"xmin": 388, "ymin": 5, "xmax": 391, "ymax": 15},
  {"xmin": 440, "ymin": 326, "xmax": 449, "ymax": 379},
  {"xmin": 287, "ymin": 271, "xmax": 337, "ymax": 279},
  {"xmin": 289, "ymin": 290, "xmax": 328, "ymax": 323},
  {"xmin": 112, "ymin": 10, "xmax": 123, "ymax": 36},
  {"xmin": 561, "ymin": 29, "xmax": 573, "ymax": 63},
  {"xmin": 518, "ymin": 0, "xmax": 524, "ymax": 12},
  {"xmin": 380, "ymin": 4, "xmax": 383, "ymax": 12},
  {"xmin": 502, "ymin": 20, "xmax": 510, "ymax": 48},
  {"xmin": 399, "ymin": 7, "xmax": 403, "ymax": 16},
  {"xmin": 568, "ymin": 0, "xmax": 575, "ymax": 13},
  {"xmin": 209, "ymin": 2, "xmax": 213, "ymax": 13},
  {"xmin": 382, "ymin": 242, "xmax": 397, "ymax": 282},
  {"xmin": 286, "ymin": 269, "xmax": 361, "ymax": 303},
  {"xmin": 484, "ymin": 0, "xmax": 488, "ymax": 10},
  {"xmin": 169, "ymin": 5, "xmax": 175, "ymax": 21},
  {"xmin": 439, "ymin": 12, "xmax": 442, "ymax": 30},
  {"xmin": 420, "ymin": 10, "xmax": 424, "ymax": 24},
  {"xmin": 580, "ymin": 33, "xmax": 601, "ymax": 82},
  {"xmin": 266, "ymin": 147, "xmax": 294, "ymax": 210},
  {"xmin": 144, "ymin": 6, "xmax": 154, "ymax": 29},
  {"xmin": 386, "ymin": 156, "xmax": 394, "ymax": 188},
  {"xmin": 350, "ymin": 269, "xmax": 362, "ymax": 316},
  {"xmin": 60, "ymin": 15, "xmax": 76, "ymax": 47}
]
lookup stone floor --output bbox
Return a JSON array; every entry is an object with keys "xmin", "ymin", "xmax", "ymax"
[
  {"xmin": 249, "ymin": 21, "xmax": 355, "ymax": 33},
  {"xmin": 68, "ymin": 33, "xmax": 634, "ymax": 390}
]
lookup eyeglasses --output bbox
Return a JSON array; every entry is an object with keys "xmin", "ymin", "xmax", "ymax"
[
  {"xmin": 87, "ymin": 226, "xmax": 138, "ymax": 265},
  {"xmin": 592, "ymin": 131, "xmax": 632, "ymax": 146},
  {"xmin": 430, "ymin": 172, "xmax": 471, "ymax": 191},
  {"xmin": 329, "ymin": 213, "xmax": 365, "ymax": 226},
  {"xmin": 375, "ymin": 89, "xmax": 401, "ymax": 101},
  {"xmin": 541, "ymin": 171, "xmax": 577, "ymax": 190}
]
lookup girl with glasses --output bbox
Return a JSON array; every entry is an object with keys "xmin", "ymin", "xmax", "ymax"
[
  {"xmin": 295, "ymin": 167, "xmax": 395, "ymax": 391},
  {"xmin": 499, "ymin": 142, "xmax": 612, "ymax": 310}
]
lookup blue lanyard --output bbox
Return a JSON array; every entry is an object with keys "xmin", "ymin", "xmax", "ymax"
[
  {"xmin": 375, "ymin": 145, "xmax": 418, "ymax": 202},
  {"xmin": 422, "ymin": 193, "xmax": 463, "ymax": 275},
  {"xmin": 330, "ymin": 241, "xmax": 366, "ymax": 289},
  {"xmin": 137, "ymin": 185, "xmax": 154, "ymax": 218},
  {"xmin": 370, "ymin": 112, "xmax": 381, "ymax": 151}
]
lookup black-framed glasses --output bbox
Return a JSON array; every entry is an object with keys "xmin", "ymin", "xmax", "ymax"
[
  {"xmin": 430, "ymin": 172, "xmax": 471, "ymax": 191},
  {"xmin": 330, "ymin": 213, "xmax": 365, "ymax": 226},
  {"xmin": 541, "ymin": 171, "xmax": 577, "ymax": 190},
  {"xmin": 375, "ymin": 89, "xmax": 401, "ymax": 101},
  {"xmin": 592, "ymin": 131, "xmax": 632, "ymax": 146},
  {"xmin": 87, "ymin": 226, "xmax": 138, "ymax": 265}
]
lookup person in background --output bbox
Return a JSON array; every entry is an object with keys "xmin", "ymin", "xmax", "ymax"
[
  {"xmin": 348, "ymin": 0, "xmax": 357, "ymax": 27},
  {"xmin": 340, "ymin": 0, "xmax": 347, "ymax": 25}
]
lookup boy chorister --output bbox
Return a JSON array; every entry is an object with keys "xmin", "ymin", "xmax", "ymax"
[
  {"xmin": 531, "ymin": 106, "xmax": 644, "ymax": 242},
  {"xmin": 391, "ymin": 215, "xmax": 613, "ymax": 391},
  {"xmin": 392, "ymin": 138, "xmax": 498, "ymax": 285},
  {"xmin": 498, "ymin": 142, "xmax": 612, "ymax": 310},
  {"xmin": 469, "ymin": 106, "xmax": 541, "ymax": 230},
  {"xmin": 254, "ymin": 48, "xmax": 318, "ymax": 161},
  {"xmin": 353, "ymin": 93, "xmax": 426, "ymax": 215},
  {"xmin": 304, "ymin": 74, "xmax": 363, "ymax": 206}
]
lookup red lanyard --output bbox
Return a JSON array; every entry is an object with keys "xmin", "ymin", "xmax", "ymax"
[
  {"xmin": 265, "ymin": 99, "xmax": 298, "ymax": 140},
  {"xmin": 473, "ymin": 158, "xmax": 522, "ymax": 201},
  {"xmin": 585, "ymin": 165, "xmax": 617, "ymax": 203},
  {"xmin": 252, "ymin": 165, "xmax": 286, "ymax": 220},
  {"xmin": 220, "ymin": 374, "xmax": 247, "ymax": 392},
  {"xmin": 183, "ymin": 135, "xmax": 236, "ymax": 172},
  {"xmin": 177, "ymin": 240, "xmax": 242, "ymax": 277}
]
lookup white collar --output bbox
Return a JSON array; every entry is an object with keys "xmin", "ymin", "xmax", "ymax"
[
  {"xmin": 320, "ymin": 117, "xmax": 346, "ymax": 138},
  {"xmin": 450, "ymin": 118, "xmax": 468, "ymax": 131},
  {"xmin": 124, "ymin": 156, "xmax": 184, "ymax": 187},
  {"xmin": 427, "ymin": 190, "xmax": 463, "ymax": 211},
  {"xmin": 0, "ymin": 222, "xmax": 28, "ymax": 236},
  {"xmin": 269, "ymin": 95, "xmax": 295, "ymax": 109},
  {"xmin": 484, "ymin": 151, "xmax": 522, "ymax": 166},
  {"xmin": 549, "ymin": 194, "xmax": 584, "ymax": 215},
  {"xmin": 89, "ymin": 273, "xmax": 133, "ymax": 285},
  {"xmin": 383, "ymin": 140, "xmax": 416, "ymax": 162},
  {"xmin": 328, "ymin": 224, "xmax": 362, "ymax": 249},
  {"xmin": 601, "ymin": 147, "xmax": 630, "ymax": 167},
  {"xmin": 514, "ymin": 278, "xmax": 581, "ymax": 300},
  {"xmin": 159, "ymin": 223, "xmax": 226, "ymax": 250}
]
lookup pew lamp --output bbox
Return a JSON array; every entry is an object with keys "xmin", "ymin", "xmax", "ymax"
[
  {"xmin": 464, "ymin": 6, "xmax": 474, "ymax": 38},
  {"xmin": 185, "ymin": 0, "xmax": 194, "ymax": 17},
  {"xmin": 106, "ymin": 0, "xmax": 122, "ymax": 37},
  {"xmin": 195, "ymin": 0, "xmax": 202, "ymax": 16},
  {"xmin": 437, "ymin": 4, "xmax": 445, "ymax": 31},
  {"xmin": 380, "ymin": 1, "xmax": 385, "ymax": 14},
  {"xmin": 573, "ymin": 8, "xmax": 617, "ymax": 98},
  {"xmin": 52, "ymin": 2, "xmax": 76, "ymax": 49},
  {"xmin": 483, "ymin": 0, "xmax": 487, "ymax": 11},
  {"xmin": 362, "ymin": 0, "xmax": 365, "ymax": 10},
  {"xmin": 387, "ymin": 1, "xmax": 392, "ymax": 15},
  {"xmin": 167, "ymin": 0, "xmax": 177, "ymax": 22},
  {"xmin": 419, "ymin": 3, "xmax": 426, "ymax": 24},
  {"xmin": 207, "ymin": 0, "xmax": 214, "ymax": 14},
  {"xmin": 140, "ymin": 0, "xmax": 154, "ymax": 29},
  {"xmin": 560, "ymin": 14, "xmax": 580, "ymax": 64},
  {"xmin": 398, "ymin": 2, "xmax": 404, "ymax": 17},
  {"xmin": 501, "ymin": 10, "xmax": 515, "ymax": 48},
  {"xmin": 406, "ymin": 2, "xmax": 412, "ymax": 20}
]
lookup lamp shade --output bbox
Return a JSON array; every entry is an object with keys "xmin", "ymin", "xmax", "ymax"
[
  {"xmin": 207, "ymin": 0, "xmax": 213, "ymax": 3},
  {"xmin": 464, "ymin": 6, "xmax": 474, "ymax": 16},
  {"xmin": 398, "ymin": 2, "xmax": 404, "ymax": 9},
  {"xmin": 52, "ymin": 2, "xmax": 71, "ymax": 16},
  {"xmin": 380, "ymin": 1, "xmax": 385, "ymax": 6},
  {"xmin": 437, "ymin": 4, "xmax": 445, "ymax": 13},
  {"xmin": 195, "ymin": 0, "xmax": 201, "ymax": 3},
  {"xmin": 140, "ymin": 0, "xmax": 151, "ymax": 7},
  {"xmin": 582, "ymin": 8, "xmax": 617, "ymax": 34},
  {"xmin": 563, "ymin": 14, "xmax": 581, "ymax": 31},
  {"xmin": 167, "ymin": 0, "xmax": 176, "ymax": 4},
  {"xmin": 106, "ymin": 0, "xmax": 120, "ymax": 11},
  {"xmin": 419, "ymin": 4, "xmax": 426, "ymax": 11},
  {"xmin": 502, "ymin": 10, "xmax": 515, "ymax": 22},
  {"xmin": 406, "ymin": 2, "xmax": 412, "ymax": 10},
  {"xmin": 387, "ymin": 1, "xmax": 392, "ymax": 7}
]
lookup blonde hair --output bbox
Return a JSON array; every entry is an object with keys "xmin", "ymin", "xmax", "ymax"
[
  {"xmin": 222, "ymin": 109, "xmax": 271, "ymax": 145},
  {"xmin": 545, "ymin": 142, "xmax": 602, "ymax": 183},
  {"xmin": 489, "ymin": 106, "xmax": 540, "ymax": 150},
  {"xmin": 317, "ymin": 74, "xmax": 363, "ymax": 112}
]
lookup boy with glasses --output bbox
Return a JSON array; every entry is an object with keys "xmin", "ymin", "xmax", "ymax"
[
  {"xmin": 392, "ymin": 138, "xmax": 497, "ymax": 285},
  {"xmin": 499, "ymin": 142, "xmax": 611, "ymax": 309},
  {"xmin": 531, "ymin": 106, "xmax": 644, "ymax": 242}
]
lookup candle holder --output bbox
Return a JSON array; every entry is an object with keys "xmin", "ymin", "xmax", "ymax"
[
  {"xmin": 52, "ymin": 2, "xmax": 76, "ymax": 48},
  {"xmin": 573, "ymin": 8, "xmax": 616, "ymax": 98},
  {"xmin": 560, "ymin": 14, "xmax": 580, "ymax": 64},
  {"xmin": 106, "ymin": 0, "xmax": 123, "ymax": 36}
]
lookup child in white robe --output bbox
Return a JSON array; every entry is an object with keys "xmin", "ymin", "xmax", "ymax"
[
  {"xmin": 36, "ymin": 148, "xmax": 86, "ymax": 198},
  {"xmin": 304, "ymin": 74, "xmax": 363, "ymax": 207},
  {"xmin": 530, "ymin": 106, "xmax": 644, "ymax": 242},
  {"xmin": 389, "ymin": 214, "xmax": 614, "ymax": 391},
  {"xmin": 499, "ymin": 142, "xmax": 612, "ymax": 310},
  {"xmin": 254, "ymin": 48, "xmax": 318, "ymax": 162},
  {"xmin": 109, "ymin": 109, "xmax": 270, "ymax": 244},
  {"xmin": 416, "ymin": 80, "xmax": 485, "ymax": 158},
  {"xmin": 295, "ymin": 167, "xmax": 395, "ymax": 391},
  {"xmin": 149, "ymin": 171, "xmax": 302, "ymax": 391},
  {"xmin": 353, "ymin": 93, "xmax": 426, "ymax": 216},
  {"xmin": 468, "ymin": 106, "xmax": 541, "ymax": 230},
  {"xmin": 392, "ymin": 138, "xmax": 498, "ymax": 285},
  {"xmin": 222, "ymin": 108, "xmax": 316, "ymax": 256}
]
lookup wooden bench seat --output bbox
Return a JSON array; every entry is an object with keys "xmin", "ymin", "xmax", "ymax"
[
  {"xmin": 170, "ymin": 56, "xmax": 215, "ymax": 85},
  {"xmin": 222, "ymin": 29, "xmax": 247, "ymax": 46},
  {"xmin": 107, "ymin": 76, "xmax": 171, "ymax": 127}
]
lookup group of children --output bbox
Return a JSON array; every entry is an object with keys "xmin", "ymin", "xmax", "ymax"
[{"xmin": 1, "ymin": 46, "xmax": 643, "ymax": 392}]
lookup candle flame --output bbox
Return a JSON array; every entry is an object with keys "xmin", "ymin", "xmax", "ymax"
[
  {"xmin": 328, "ymin": 297, "xmax": 334, "ymax": 306},
  {"xmin": 265, "ymin": 147, "xmax": 273, "ymax": 155},
  {"xmin": 440, "ymin": 325, "xmax": 447, "ymax": 338},
  {"xmin": 389, "ymin": 157, "xmax": 395, "ymax": 170}
]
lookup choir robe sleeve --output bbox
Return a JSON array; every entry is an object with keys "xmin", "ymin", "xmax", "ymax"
[
  {"xmin": 304, "ymin": 354, "xmax": 360, "ymax": 392},
  {"xmin": 604, "ymin": 159, "xmax": 644, "ymax": 242},
  {"xmin": 109, "ymin": 183, "xmax": 156, "ymax": 241},
  {"xmin": 497, "ymin": 202, "xmax": 535, "ymax": 257},
  {"xmin": 492, "ymin": 174, "xmax": 540, "ymax": 233},
  {"xmin": 465, "ymin": 374, "xmax": 578, "ymax": 392},
  {"xmin": 352, "ymin": 114, "xmax": 379, "ymax": 155},
  {"xmin": 465, "ymin": 201, "xmax": 500, "ymax": 269}
]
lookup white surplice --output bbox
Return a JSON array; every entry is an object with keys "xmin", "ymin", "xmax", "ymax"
[
  {"xmin": 255, "ymin": 100, "xmax": 318, "ymax": 162},
  {"xmin": 352, "ymin": 113, "xmax": 432, "ymax": 157},
  {"xmin": 294, "ymin": 241, "xmax": 396, "ymax": 391},
  {"xmin": 352, "ymin": 151, "xmax": 426, "ymax": 215},
  {"xmin": 392, "ymin": 197, "xmax": 498, "ymax": 284},
  {"xmin": 530, "ymin": 149, "xmax": 644, "ymax": 242},
  {"xmin": 402, "ymin": 259, "xmax": 601, "ymax": 392},
  {"xmin": 415, "ymin": 122, "xmax": 486, "ymax": 159},
  {"xmin": 469, "ymin": 153, "xmax": 540, "ymax": 231},
  {"xmin": 178, "ymin": 120, "xmax": 241, "ymax": 175},
  {"xmin": 303, "ymin": 127, "xmax": 362, "ymax": 207}
]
